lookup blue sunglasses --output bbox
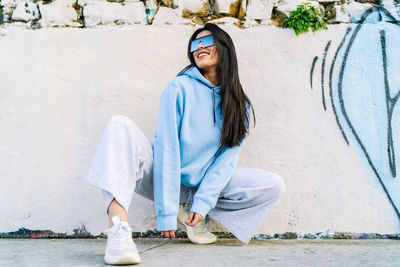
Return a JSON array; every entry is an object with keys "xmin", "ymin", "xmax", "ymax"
[{"xmin": 190, "ymin": 35, "xmax": 215, "ymax": 53}]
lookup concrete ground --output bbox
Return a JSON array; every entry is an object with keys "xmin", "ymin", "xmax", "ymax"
[{"xmin": 1, "ymin": 239, "xmax": 400, "ymax": 266}]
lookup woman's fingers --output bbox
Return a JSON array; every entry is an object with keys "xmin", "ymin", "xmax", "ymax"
[
  {"xmin": 186, "ymin": 212, "xmax": 195, "ymax": 225},
  {"xmin": 161, "ymin": 230, "xmax": 175, "ymax": 238},
  {"xmin": 192, "ymin": 213, "xmax": 204, "ymax": 226},
  {"xmin": 161, "ymin": 230, "xmax": 169, "ymax": 237},
  {"xmin": 186, "ymin": 213, "xmax": 204, "ymax": 226}
]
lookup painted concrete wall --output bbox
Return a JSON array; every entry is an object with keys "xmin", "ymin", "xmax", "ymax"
[{"xmin": 2, "ymin": 12, "xmax": 400, "ymax": 236}]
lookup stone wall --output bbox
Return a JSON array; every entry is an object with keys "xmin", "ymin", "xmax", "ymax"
[{"xmin": 1, "ymin": 0, "xmax": 400, "ymax": 29}]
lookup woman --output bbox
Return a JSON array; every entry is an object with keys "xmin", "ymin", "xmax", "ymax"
[{"xmin": 84, "ymin": 23, "xmax": 285, "ymax": 265}]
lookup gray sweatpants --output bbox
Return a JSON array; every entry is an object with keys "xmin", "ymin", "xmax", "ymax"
[{"xmin": 84, "ymin": 115, "xmax": 285, "ymax": 243}]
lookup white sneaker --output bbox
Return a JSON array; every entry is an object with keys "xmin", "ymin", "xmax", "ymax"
[
  {"xmin": 177, "ymin": 204, "xmax": 218, "ymax": 244},
  {"xmin": 104, "ymin": 215, "xmax": 141, "ymax": 265}
]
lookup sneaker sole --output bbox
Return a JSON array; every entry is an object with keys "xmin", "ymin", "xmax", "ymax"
[
  {"xmin": 104, "ymin": 252, "xmax": 141, "ymax": 265},
  {"xmin": 186, "ymin": 226, "xmax": 218, "ymax": 244}
]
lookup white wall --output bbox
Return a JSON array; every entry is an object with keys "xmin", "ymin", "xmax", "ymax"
[{"xmin": 1, "ymin": 23, "xmax": 399, "ymax": 236}]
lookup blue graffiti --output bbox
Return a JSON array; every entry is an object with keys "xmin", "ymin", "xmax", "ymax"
[{"xmin": 311, "ymin": 3, "xmax": 400, "ymax": 222}]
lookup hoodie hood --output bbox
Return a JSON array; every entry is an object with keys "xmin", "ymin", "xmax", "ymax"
[
  {"xmin": 179, "ymin": 65, "xmax": 222, "ymax": 127},
  {"xmin": 179, "ymin": 66, "xmax": 221, "ymax": 94}
]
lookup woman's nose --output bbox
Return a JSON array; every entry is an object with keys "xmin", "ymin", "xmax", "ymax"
[{"xmin": 197, "ymin": 41, "xmax": 205, "ymax": 50}]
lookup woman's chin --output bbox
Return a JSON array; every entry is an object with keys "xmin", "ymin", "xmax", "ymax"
[{"xmin": 196, "ymin": 63, "xmax": 213, "ymax": 72}]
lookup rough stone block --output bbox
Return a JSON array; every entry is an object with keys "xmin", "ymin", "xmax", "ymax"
[
  {"xmin": 246, "ymin": 0, "xmax": 274, "ymax": 20},
  {"xmin": 151, "ymin": 6, "xmax": 185, "ymax": 25},
  {"xmin": 174, "ymin": 0, "xmax": 208, "ymax": 16},
  {"xmin": 39, "ymin": 0, "xmax": 83, "ymax": 27},
  {"xmin": 11, "ymin": 1, "xmax": 40, "ymax": 22},
  {"xmin": 144, "ymin": 0, "xmax": 158, "ymax": 24},
  {"xmin": 216, "ymin": 0, "xmax": 234, "ymax": 14},
  {"xmin": 191, "ymin": 15, "xmax": 204, "ymax": 25},
  {"xmin": 276, "ymin": 1, "xmax": 320, "ymax": 18},
  {"xmin": 2, "ymin": 0, "xmax": 16, "ymax": 22},
  {"xmin": 242, "ymin": 18, "xmax": 273, "ymax": 26},
  {"xmin": 82, "ymin": 1, "xmax": 146, "ymax": 26},
  {"xmin": 210, "ymin": 16, "xmax": 240, "ymax": 25},
  {"xmin": 277, "ymin": 0, "xmax": 306, "ymax": 6},
  {"xmin": 271, "ymin": 6, "xmax": 287, "ymax": 26},
  {"xmin": 319, "ymin": 2, "xmax": 336, "ymax": 20},
  {"xmin": 331, "ymin": 2, "xmax": 375, "ymax": 23},
  {"xmin": 354, "ymin": 0, "xmax": 379, "ymax": 4},
  {"xmin": 239, "ymin": 0, "xmax": 248, "ymax": 18},
  {"xmin": 217, "ymin": 0, "xmax": 246, "ymax": 18},
  {"xmin": 157, "ymin": 0, "xmax": 174, "ymax": 8}
]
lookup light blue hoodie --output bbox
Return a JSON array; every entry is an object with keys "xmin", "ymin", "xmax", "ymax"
[{"xmin": 152, "ymin": 65, "xmax": 245, "ymax": 231}]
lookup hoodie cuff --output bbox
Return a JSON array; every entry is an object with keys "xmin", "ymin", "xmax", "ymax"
[
  {"xmin": 190, "ymin": 197, "xmax": 213, "ymax": 218},
  {"xmin": 157, "ymin": 215, "xmax": 177, "ymax": 231}
]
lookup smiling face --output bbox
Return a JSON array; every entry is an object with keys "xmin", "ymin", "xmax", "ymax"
[{"xmin": 192, "ymin": 30, "xmax": 219, "ymax": 72}]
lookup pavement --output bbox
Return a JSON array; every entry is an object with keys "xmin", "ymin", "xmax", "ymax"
[{"xmin": 1, "ymin": 238, "xmax": 400, "ymax": 266}]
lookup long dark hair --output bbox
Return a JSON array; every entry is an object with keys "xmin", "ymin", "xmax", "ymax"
[{"xmin": 179, "ymin": 23, "xmax": 256, "ymax": 149}]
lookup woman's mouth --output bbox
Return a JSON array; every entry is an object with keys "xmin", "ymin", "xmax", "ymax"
[{"xmin": 198, "ymin": 51, "xmax": 209, "ymax": 58}]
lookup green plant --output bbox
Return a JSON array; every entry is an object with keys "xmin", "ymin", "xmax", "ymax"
[{"xmin": 285, "ymin": 2, "xmax": 328, "ymax": 35}]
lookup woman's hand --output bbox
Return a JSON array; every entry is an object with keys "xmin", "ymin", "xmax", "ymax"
[
  {"xmin": 160, "ymin": 230, "xmax": 175, "ymax": 238},
  {"xmin": 185, "ymin": 212, "xmax": 204, "ymax": 226},
  {"xmin": 160, "ymin": 212, "xmax": 203, "ymax": 238}
]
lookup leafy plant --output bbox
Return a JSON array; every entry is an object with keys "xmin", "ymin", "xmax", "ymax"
[{"xmin": 285, "ymin": 2, "xmax": 328, "ymax": 35}]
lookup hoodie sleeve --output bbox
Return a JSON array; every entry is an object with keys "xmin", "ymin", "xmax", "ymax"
[
  {"xmin": 190, "ymin": 144, "xmax": 242, "ymax": 217},
  {"xmin": 153, "ymin": 80, "xmax": 183, "ymax": 231}
]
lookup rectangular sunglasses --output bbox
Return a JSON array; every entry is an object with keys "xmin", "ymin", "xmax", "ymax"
[{"xmin": 190, "ymin": 35, "xmax": 214, "ymax": 53}]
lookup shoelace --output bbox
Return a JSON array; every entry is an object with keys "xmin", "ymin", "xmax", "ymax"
[
  {"xmin": 106, "ymin": 222, "xmax": 133, "ymax": 244},
  {"xmin": 201, "ymin": 216, "xmax": 218, "ymax": 233},
  {"xmin": 189, "ymin": 216, "xmax": 218, "ymax": 234}
]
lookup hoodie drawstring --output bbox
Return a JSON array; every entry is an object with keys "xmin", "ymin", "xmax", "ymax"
[{"xmin": 212, "ymin": 86, "xmax": 216, "ymax": 127}]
